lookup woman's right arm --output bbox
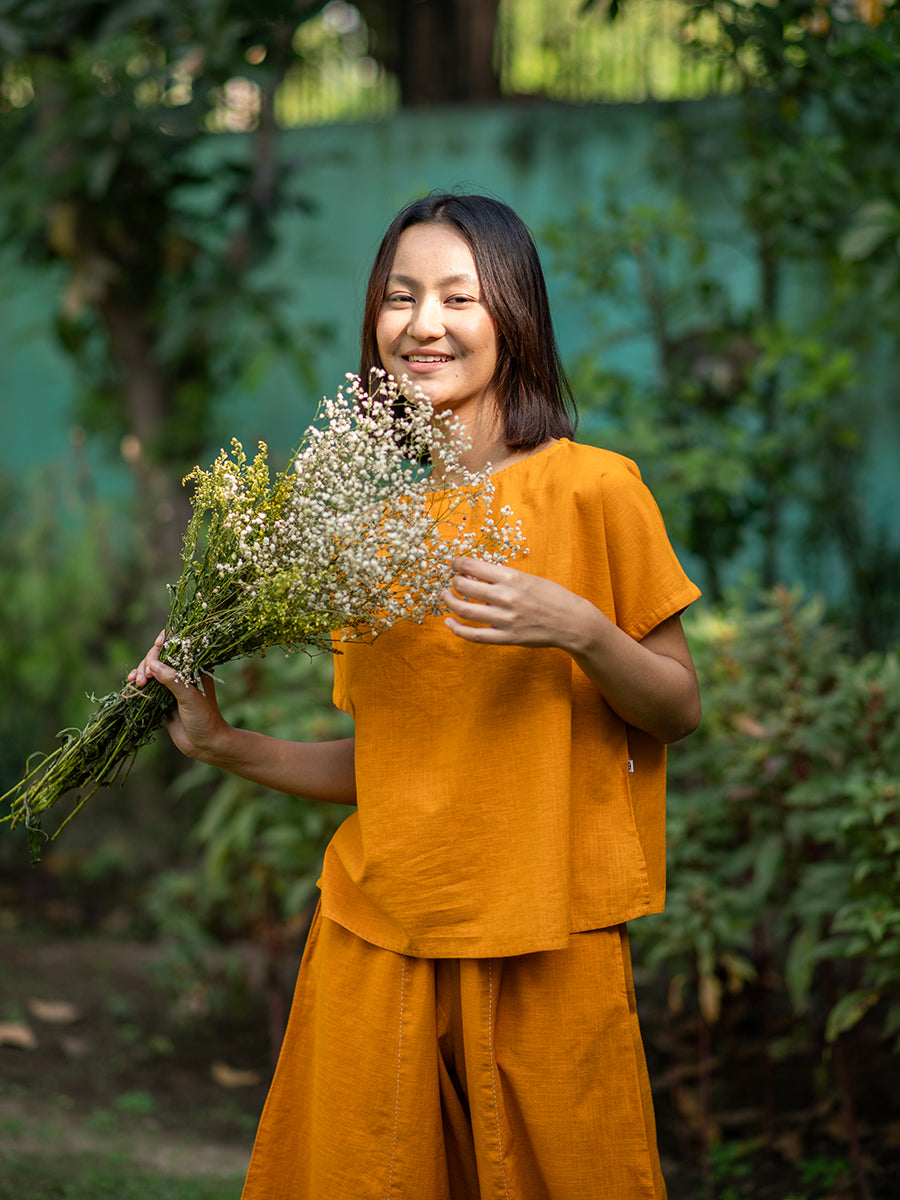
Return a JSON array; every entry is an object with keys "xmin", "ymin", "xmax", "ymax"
[{"xmin": 129, "ymin": 633, "xmax": 357, "ymax": 806}]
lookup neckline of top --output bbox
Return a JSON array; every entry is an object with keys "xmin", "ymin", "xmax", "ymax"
[{"xmin": 486, "ymin": 436, "xmax": 566, "ymax": 480}]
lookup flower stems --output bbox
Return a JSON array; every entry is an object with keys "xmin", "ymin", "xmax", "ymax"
[{"xmin": 4, "ymin": 677, "xmax": 175, "ymax": 863}]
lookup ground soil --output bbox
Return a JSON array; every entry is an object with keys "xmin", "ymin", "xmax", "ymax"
[{"xmin": 0, "ymin": 930, "xmax": 268, "ymax": 1183}]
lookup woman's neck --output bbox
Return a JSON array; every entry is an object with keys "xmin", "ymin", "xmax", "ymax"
[
  {"xmin": 429, "ymin": 396, "xmax": 554, "ymax": 480},
  {"xmin": 453, "ymin": 402, "xmax": 519, "ymax": 474},
  {"xmin": 431, "ymin": 434, "xmax": 555, "ymax": 485}
]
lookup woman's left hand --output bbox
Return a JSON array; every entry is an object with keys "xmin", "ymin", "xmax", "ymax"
[
  {"xmin": 442, "ymin": 555, "xmax": 702, "ymax": 743},
  {"xmin": 442, "ymin": 555, "xmax": 587, "ymax": 651}
]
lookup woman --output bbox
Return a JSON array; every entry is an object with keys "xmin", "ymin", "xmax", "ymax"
[{"xmin": 133, "ymin": 193, "xmax": 701, "ymax": 1199}]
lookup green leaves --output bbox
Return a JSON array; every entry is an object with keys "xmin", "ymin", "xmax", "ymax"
[
  {"xmin": 547, "ymin": 3, "xmax": 900, "ymax": 640},
  {"xmin": 825, "ymin": 989, "xmax": 881, "ymax": 1044},
  {"xmin": 839, "ymin": 197, "xmax": 900, "ymax": 294},
  {"xmin": 548, "ymin": 173, "xmax": 900, "ymax": 634},
  {"xmin": 633, "ymin": 588, "xmax": 900, "ymax": 1056},
  {"xmin": 839, "ymin": 198, "xmax": 900, "ymax": 262}
]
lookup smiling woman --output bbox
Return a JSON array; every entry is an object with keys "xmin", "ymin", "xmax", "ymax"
[
  {"xmin": 361, "ymin": 192, "xmax": 578, "ymax": 457},
  {"xmin": 376, "ymin": 223, "xmax": 501, "ymax": 450},
  {"xmin": 137, "ymin": 192, "xmax": 701, "ymax": 1200}
]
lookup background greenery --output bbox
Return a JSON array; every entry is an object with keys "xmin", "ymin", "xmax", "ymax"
[
  {"xmin": 0, "ymin": 1156, "xmax": 246, "ymax": 1200},
  {"xmin": 2, "ymin": 3, "xmax": 899, "ymax": 1198}
]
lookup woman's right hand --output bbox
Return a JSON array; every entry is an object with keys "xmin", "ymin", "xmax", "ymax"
[
  {"xmin": 131, "ymin": 634, "xmax": 358, "ymax": 805},
  {"xmin": 128, "ymin": 631, "xmax": 231, "ymax": 763}
]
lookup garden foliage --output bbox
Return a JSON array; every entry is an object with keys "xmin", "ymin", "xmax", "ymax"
[
  {"xmin": 546, "ymin": 197, "xmax": 865, "ymax": 609},
  {"xmin": 637, "ymin": 587, "xmax": 900, "ymax": 1057},
  {"xmin": 0, "ymin": 465, "xmax": 145, "ymax": 815},
  {"xmin": 629, "ymin": 587, "xmax": 900, "ymax": 1192},
  {"xmin": 0, "ymin": 0, "xmax": 328, "ymax": 571}
]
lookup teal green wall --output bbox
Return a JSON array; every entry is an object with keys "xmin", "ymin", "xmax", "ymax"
[
  {"xmin": 1, "ymin": 99, "xmax": 757, "ymax": 471},
  {"xmin": 2, "ymin": 99, "xmax": 896, "ymax": 590},
  {"xmin": 1, "ymin": 256, "xmax": 79, "ymax": 469}
]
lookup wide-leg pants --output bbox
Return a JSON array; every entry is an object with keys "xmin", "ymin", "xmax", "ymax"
[{"xmin": 241, "ymin": 907, "xmax": 666, "ymax": 1200}]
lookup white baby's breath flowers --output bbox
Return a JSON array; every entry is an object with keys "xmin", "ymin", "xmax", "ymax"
[{"xmin": 3, "ymin": 371, "xmax": 527, "ymax": 856}]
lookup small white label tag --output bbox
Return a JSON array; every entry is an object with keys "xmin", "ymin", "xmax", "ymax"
[{"xmin": 627, "ymin": 759, "xmax": 634, "ymax": 773}]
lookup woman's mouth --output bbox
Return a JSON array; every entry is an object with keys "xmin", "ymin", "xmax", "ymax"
[{"xmin": 403, "ymin": 354, "xmax": 453, "ymax": 364}]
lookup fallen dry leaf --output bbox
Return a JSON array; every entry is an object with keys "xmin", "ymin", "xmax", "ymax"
[
  {"xmin": 210, "ymin": 1060, "xmax": 262, "ymax": 1089},
  {"xmin": 0, "ymin": 1021, "xmax": 39, "ymax": 1050},
  {"xmin": 27, "ymin": 997, "xmax": 82, "ymax": 1024},
  {"xmin": 61, "ymin": 1035, "xmax": 92, "ymax": 1059}
]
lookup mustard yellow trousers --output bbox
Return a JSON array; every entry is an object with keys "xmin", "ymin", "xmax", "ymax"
[{"xmin": 241, "ymin": 907, "xmax": 666, "ymax": 1200}]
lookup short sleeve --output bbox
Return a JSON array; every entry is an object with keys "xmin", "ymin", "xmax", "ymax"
[{"xmin": 598, "ymin": 462, "xmax": 701, "ymax": 640}]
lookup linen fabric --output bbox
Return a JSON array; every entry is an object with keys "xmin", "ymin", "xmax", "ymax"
[
  {"xmin": 240, "ymin": 907, "xmax": 667, "ymax": 1200},
  {"xmin": 321, "ymin": 439, "xmax": 701, "ymax": 958}
]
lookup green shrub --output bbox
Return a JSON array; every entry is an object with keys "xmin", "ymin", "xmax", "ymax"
[
  {"xmin": 0, "ymin": 1152, "xmax": 245, "ymax": 1200},
  {"xmin": 0, "ymin": 466, "xmax": 137, "ymax": 779},
  {"xmin": 0, "ymin": 462, "xmax": 165, "ymax": 868},
  {"xmin": 633, "ymin": 585, "xmax": 900, "ymax": 1046}
]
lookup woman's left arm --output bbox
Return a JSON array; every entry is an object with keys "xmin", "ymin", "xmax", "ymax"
[{"xmin": 443, "ymin": 555, "xmax": 701, "ymax": 744}]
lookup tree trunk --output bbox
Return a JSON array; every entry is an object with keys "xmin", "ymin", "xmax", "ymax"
[
  {"xmin": 97, "ymin": 295, "xmax": 190, "ymax": 579},
  {"xmin": 360, "ymin": 0, "xmax": 502, "ymax": 104}
]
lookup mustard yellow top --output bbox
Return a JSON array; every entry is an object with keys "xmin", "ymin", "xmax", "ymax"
[{"xmin": 319, "ymin": 439, "xmax": 701, "ymax": 957}]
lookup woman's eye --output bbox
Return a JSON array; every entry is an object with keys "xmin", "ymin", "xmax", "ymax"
[
  {"xmin": 386, "ymin": 293, "xmax": 414, "ymax": 305},
  {"xmin": 446, "ymin": 295, "xmax": 474, "ymax": 305}
]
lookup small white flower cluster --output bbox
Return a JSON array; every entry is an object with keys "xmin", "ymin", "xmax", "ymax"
[{"xmin": 163, "ymin": 372, "xmax": 527, "ymax": 684}]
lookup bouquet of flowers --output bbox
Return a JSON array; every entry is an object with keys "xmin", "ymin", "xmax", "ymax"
[{"xmin": 2, "ymin": 371, "xmax": 526, "ymax": 860}]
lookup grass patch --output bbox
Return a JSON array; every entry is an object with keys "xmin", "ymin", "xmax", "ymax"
[{"xmin": 0, "ymin": 1152, "xmax": 245, "ymax": 1200}]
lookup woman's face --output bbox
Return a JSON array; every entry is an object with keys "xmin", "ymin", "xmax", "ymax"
[{"xmin": 375, "ymin": 223, "xmax": 499, "ymax": 428}]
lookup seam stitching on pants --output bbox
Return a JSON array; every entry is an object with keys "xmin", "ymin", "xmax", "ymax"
[
  {"xmin": 385, "ymin": 956, "xmax": 406, "ymax": 1200},
  {"xmin": 488, "ymin": 960, "xmax": 512, "ymax": 1200}
]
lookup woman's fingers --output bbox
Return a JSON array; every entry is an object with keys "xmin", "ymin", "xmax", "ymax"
[
  {"xmin": 443, "ymin": 560, "xmax": 585, "ymax": 650},
  {"xmin": 128, "ymin": 630, "xmax": 166, "ymax": 687},
  {"xmin": 444, "ymin": 615, "xmax": 508, "ymax": 644},
  {"xmin": 445, "ymin": 577, "xmax": 501, "ymax": 609},
  {"xmin": 158, "ymin": 669, "xmax": 224, "ymax": 758},
  {"xmin": 126, "ymin": 633, "xmax": 226, "ymax": 759},
  {"xmin": 445, "ymin": 555, "xmax": 518, "ymax": 608},
  {"xmin": 450, "ymin": 555, "xmax": 509, "ymax": 585}
]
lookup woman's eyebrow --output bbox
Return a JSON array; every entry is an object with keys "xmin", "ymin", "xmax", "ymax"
[{"xmin": 387, "ymin": 272, "xmax": 480, "ymax": 289}]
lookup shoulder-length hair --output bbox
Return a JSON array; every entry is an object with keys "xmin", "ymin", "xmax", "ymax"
[{"xmin": 359, "ymin": 193, "xmax": 577, "ymax": 449}]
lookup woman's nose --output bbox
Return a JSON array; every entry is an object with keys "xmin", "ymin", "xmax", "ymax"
[{"xmin": 407, "ymin": 297, "xmax": 444, "ymax": 340}]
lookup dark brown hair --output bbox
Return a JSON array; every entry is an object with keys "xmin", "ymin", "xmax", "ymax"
[{"xmin": 359, "ymin": 193, "xmax": 576, "ymax": 449}]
